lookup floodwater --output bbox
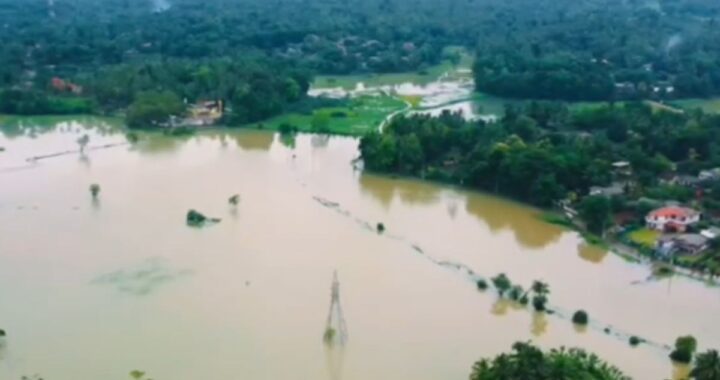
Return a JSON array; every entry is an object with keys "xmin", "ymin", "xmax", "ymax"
[{"xmin": 1, "ymin": 117, "xmax": 719, "ymax": 380}]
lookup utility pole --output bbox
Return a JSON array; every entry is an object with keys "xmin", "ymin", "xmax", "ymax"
[{"xmin": 324, "ymin": 271, "xmax": 348, "ymax": 345}]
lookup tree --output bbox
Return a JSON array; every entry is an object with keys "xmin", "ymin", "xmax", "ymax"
[
  {"xmin": 491, "ymin": 273, "xmax": 512, "ymax": 297},
  {"xmin": 572, "ymin": 310, "xmax": 589, "ymax": 325},
  {"xmin": 691, "ymin": 350, "xmax": 720, "ymax": 380},
  {"xmin": 311, "ymin": 112, "xmax": 331, "ymax": 133},
  {"xmin": 126, "ymin": 91, "xmax": 184, "ymax": 128},
  {"xmin": 531, "ymin": 280, "xmax": 550, "ymax": 312},
  {"xmin": 671, "ymin": 335, "xmax": 698, "ymax": 364},
  {"xmin": 89, "ymin": 184, "xmax": 101, "ymax": 198},
  {"xmin": 228, "ymin": 194, "xmax": 240, "ymax": 206},
  {"xmin": 77, "ymin": 134, "xmax": 90, "ymax": 153},
  {"xmin": 578, "ymin": 196, "xmax": 612, "ymax": 235},
  {"xmin": 469, "ymin": 342, "xmax": 631, "ymax": 380}
]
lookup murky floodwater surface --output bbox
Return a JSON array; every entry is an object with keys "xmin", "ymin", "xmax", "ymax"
[{"xmin": 1, "ymin": 118, "xmax": 718, "ymax": 380}]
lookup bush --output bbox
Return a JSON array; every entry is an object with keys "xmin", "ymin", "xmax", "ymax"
[
  {"xmin": 0, "ymin": 328, "xmax": 5, "ymax": 336},
  {"xmin": 532, "ymin": 295, "xmax": 548, "ymax": 312},
  {"xmin": 330, "ymin": 111, "xmax": 348, "ymax": 118},
  {"xmin": 476, "ymin": 279, "xmax": 488, "ymax": 290},
  {"xmin": 186, "ymin": 209, "xmax": 208, "ymax": 226},
  {"xmin": 629, "ymin": 336, "xmax": 642, "ymax": 346},
  {"xmin": 669, "ymin": 335, "xmax": 697, "ymax": 364},
  {"xmin": 572, "ymin": 310, "xmax": 589, "ymax": 325},
  {"xmin": 279, "ymin": 122, "xmax": 298, "ymax": 135},
  {"xmin": 376, "ymin": 222, "xmax": 385, "ymax": 233}
]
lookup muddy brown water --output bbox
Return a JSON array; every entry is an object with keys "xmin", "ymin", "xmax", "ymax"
[{"xmin": 0, "ymin": 117, "xmax": 718, "ymax": 380}]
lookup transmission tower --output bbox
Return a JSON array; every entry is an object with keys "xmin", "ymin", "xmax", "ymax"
[{"xmin": 324, "ymin": 271, "xmax": 348, "ymax": 345}]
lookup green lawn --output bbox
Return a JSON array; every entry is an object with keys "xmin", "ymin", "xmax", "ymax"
[
  {"xmin": 313, "ymin": 47, "xmax": 473, "ymax": 90},
  {"xmin": 671, "ymin": 98, "xmax": 720, "ymax": 114},
  {"xmin": 242, "ymin": 95, "xmax": 406, "ymax": 136},
  {"xmin": 628, "ymin": 228, "xmax": 661, "ymax": 248}
]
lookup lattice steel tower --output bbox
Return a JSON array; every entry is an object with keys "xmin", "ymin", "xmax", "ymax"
[{"xmin": 324, "ymin": 271, "xmax": 348, "ymax": 345}]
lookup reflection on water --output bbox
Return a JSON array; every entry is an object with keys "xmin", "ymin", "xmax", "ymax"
[
  {"xmin": 91, "ymin": 258, "xmax": 193, "ymax": 296},
  {"xmin": 672, "ymin": 362, "xmax": 691, "ymax": 380},
  {"xmin": 325, "ymin": 346, "xmax": 345, "ymax": 380},
  {"xmin": 464, "ymin": 195, "xmax": 563, "ymax": 249},
  {"xmin": 578, "ymin": 243, "xmax": 608, "ymax": 264},
  {"xmin": 232, "ymin": 130, "xmax": 274, "ymax": 151},
  {"xmin": 531, "ymin": 312, "xmax": 549, "ymax": 337},
  {"xmin": 358, "ymin": 173, "xmax": 441, "ymax": 209},
  {"xmin": 2, "ymin": 117, "xmax": 720, "ymax": 380}
]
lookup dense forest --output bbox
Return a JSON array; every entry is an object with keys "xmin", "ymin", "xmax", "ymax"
[
  {"xmin": 1, "ymin": 0, "xmax": 720, "ymax": 122},
  {"xmin": 360, "ymin": 103, "xmax": 720, "ymax": 207}
]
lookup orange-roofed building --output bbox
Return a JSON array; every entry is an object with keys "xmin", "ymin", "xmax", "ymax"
[{"xmin": 646, "ymin": 206, "xmax": 701, "ymax": 232}]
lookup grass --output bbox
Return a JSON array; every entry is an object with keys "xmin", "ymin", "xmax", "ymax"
[
  {"xmin": 313, "ymin": 46, "xmax": 473, "ymax": 90},
  {"xmin": 539, "ymin": 212, "xmax": 575, "ymax": 229},
  {"xmin": 243, "ymin": 95, "xmax": 406, "ymax": 136},
  {"xmin": 671, "ymin": 98, "xmax": 720, "ymax": 114},
  {"xmin": 627, "ymin": 228, "xmax": 660, "ymax": 248}
]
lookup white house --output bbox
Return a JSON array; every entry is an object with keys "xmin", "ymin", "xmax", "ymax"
[{"xmin": 646, "ymin": 206, "xmax": 701, "ymax": 232}]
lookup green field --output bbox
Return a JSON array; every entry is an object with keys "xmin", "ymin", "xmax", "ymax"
[
  {"xmin": 627, "ymin": 228, "xmax": 660, "ymax": 248},
  {"xmin": 671, "ymin": 98, "xmax": 720, "ymax": 114},
  {"xmin": 243, "ymin": 96, "xmax": 407, "ymax": 136},
  {"xmin": 313, "ymin": 47, "xmax": 473, "ymax": 90}
]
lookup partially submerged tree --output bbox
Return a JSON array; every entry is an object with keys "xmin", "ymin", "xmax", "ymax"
[
  {"xmin": 670, "ymin": 335, "xmax": 698, "ymax": 364},
  {"xmin": 376, "ymin": 222, "xmax": 385, "ymax": 233},
  {"xmin": 691, "ymin": 349, "xmax": 720, "ymax": 380},
  {"xmin": 491, "ymin": 273, "xmax": 512, "ymax": 297},
  {"xmin": 186, "ymin": 209, "xmax": 221, "ymax": 227},
  {"xmin": 90, "ymin": 184, "xmax": 101, "ymax": 198},
  {"xmin": 228, "ymin": 194, "xmax": 240, "ymax": 206},
  {"xmin": 572, "ymin": 310, "xmax": 589, "ymax": 325},
  {"xmin": 531, "ymin": 280, "xmax": 550, "ymax": 312},
  {"xmin": 77, "ymin": 134, "xmax": 90, "ymax": 153},
  {"xmin": 469, "ymin": 342, "xmax": 631, "ymax": 380}
]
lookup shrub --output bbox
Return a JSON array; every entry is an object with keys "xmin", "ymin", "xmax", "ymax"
[
  {"xmin": 532, "ymin": 295, "xmax": 548, "ymax": 312},
  {"xmin": 572, "ymin": 310, "xmax": 589, "ymax": 325},
  {"xmin": 476, "ymin": 279, "xmax": 488, "ymax": 290},
  {"xmin": 669, "ymin": 335, "xmax": 697, "ymax": 364},
  {"xmin": 186, "ymin": 209, "xmax": 208, "ymax": 226},
  {"xmin": 376, "ymin": 222, "xmax": 385, "ymax": 233},
  {"xmin": 89, "ymin": 184, "xmax": 101, "ymax": 198},
  {"xmin": 629, "ymin": 336, "xmax": 642, "ymax": 346},
  {"xmin": 0, "ymin": 328, "xmax": 5, "ymax": 336}
]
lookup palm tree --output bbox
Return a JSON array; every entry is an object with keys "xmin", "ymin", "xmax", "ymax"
[
  {"xmin": 531, "ymin": 280, "xmax": 550, "ymax": 312},
  {"xmin": 491, "ymin": 273, "xmax": 512, "ymax": 297},
  {"xmin": 691, "ymin": 350, "xmax": 720, "ymax": 380}
]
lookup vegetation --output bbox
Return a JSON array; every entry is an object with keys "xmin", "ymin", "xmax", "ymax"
[
  {"xmin": 691, "ymin": 349, "xmax": 720, "ymax": 380},
  {"xmin": 89, "ymin": 184, "xmax": 101, "ymax": 199},
  {"xmin": 491, "ymin": 274, "xmax": 512, "ymax": 297},
  {"xmin": 476, "ymin": 279, "xmax": 488, "ymax": 291},
  {"xmin": 629, "ymin": 336, "xmax": 642, "ymax": 347},
  {"xmin": 670, "ymin": 335, "xmax": 698, "ymax": 364},
  {"xmin": 531, "ymin": 281, "xmax": 550, "ymax": 312},
  {"xmin": 228, "ymin": 194, "xmax": 240, "ymax": 206},
  {"xmin": 186, "ymin": 209, "xmax": 212, "ymax": 227},
  {"xmin": 0, "ymin": 328, "xmax": 5, "ymax": 337},
  {"xmin": 572, "ymin": 310, "xmax": 589, "ymax": 325},
  {"xmin": 376, "ymin": 222, "xmax": 385, "ymax": 233},
  {"xmin": 469, "ymin": 342, "xmax": 630, "ymax": 380}
]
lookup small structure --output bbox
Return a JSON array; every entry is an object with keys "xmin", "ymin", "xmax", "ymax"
[
  {"xmin": 612, "ymin": 161, "xmax": 632, "ymax": 177},
  {"xmin": 51, "ymin": 77, "xmax": 83, "ymax": 94},
  {"xmin": 657, "ymin": 234, "xmax": 709, "ymax": 255},
  {"xmin": 646, "ymin": 206, "xmax": 701, "ymax": 232},
  {"xmin": 699, "ymin": 168, "xmax": 720, "ymax": 182},
  {"xmin": 589, "ymin": 182, "xmax": 625, "ymax": 197},
  {"xmin": 186, "ymin": 100, "xmax": 223, "ymax": 126},
  {"xmin": 701, "ymin": 227, "xmax": 720, "ymax": 240}
]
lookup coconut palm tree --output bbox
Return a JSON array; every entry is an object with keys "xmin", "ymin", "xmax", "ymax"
[
  {"xmin": 491, "ymin": 274, "xmax": 512, "ymax": 297},
  {"xmin": 691, "ymin": 349, "xmax": 720, "ymax": 380}
]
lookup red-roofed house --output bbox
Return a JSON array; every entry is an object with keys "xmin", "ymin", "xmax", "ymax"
[{"xmin": 646, "ymin": 206, "xmax": 701, "ymax": 232}]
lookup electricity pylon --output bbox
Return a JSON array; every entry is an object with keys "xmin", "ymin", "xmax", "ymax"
[{"xmin": 324, "ymin": 271, "xmax": 348, "ymax": 345}]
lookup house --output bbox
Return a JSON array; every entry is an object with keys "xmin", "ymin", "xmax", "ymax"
[
  {"xmin": 657, "ymin": 234, "xmax": 709, "ymax": 255},
  {"xmin": 50, "ymin": 77, "xmax": 83, "ymax": 94},
  {"xmin": 699, "ymin": 168, "xmax": 720, "ymax": 182},
  {"xmin": 701, "ymin": 227, "xmax": 720, "ymax": 240},
  {"xmin": 589, "ymin": 182, "xmax": 625, "ymax": 197},
  {"xmin": 612, "ymin": 161, "xmax": 632, "ymax": 177},
  {"xmin": 185, "ymin": 100, "xmax": 223, "ymax": 126},
  {"xmin": 646, "ymin": 206, "xmax": 701, "ymax": 232}
]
